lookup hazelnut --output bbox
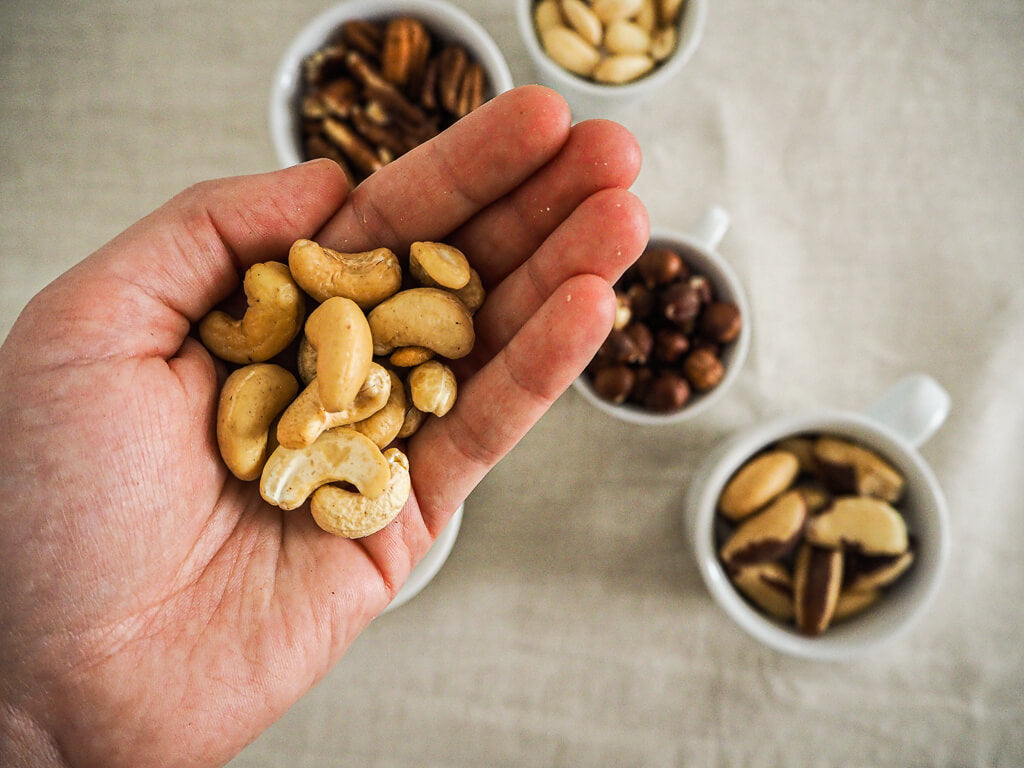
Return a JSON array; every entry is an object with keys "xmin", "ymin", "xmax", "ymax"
[
  {"xmin": 623, "ymin": 323, "xmax": 653, "ymax": 364},
  {"xmin": 613, "ymin": 292, "xmax": 632, "ymax": 330},
  {"xmin": 625, "ymin": 283, "xmax": 655, "ymax": 320},
  {"xmin": 653, "ymin": 328, "xmax": 690, "ymax": 364},
  {"xmin": 682, "ymin": 347, "xmax": 724, "ymax": 391},
  {"xmin": 628, "ymin": 366, "xmax": 654, "ymax": 405},
  {"xmin": 636, "ymin": 247, "xmax": 685, "ymax": 288},
  {"xmin": 592, "ymin": 365, "xmax": 636, "ymax": 404},
  {"xmin": 598, "ymin": 329, "xmax": 641, "ymax": 364},
  {"xmin": 643, "ymin": 372, "xmax": 691, "ymax": 412},
  {"xmin": 688, "ymin": 274, "xmax": 714, "ymax": 305},
  {"xmin": 698, "ymin": 301, "xmax": 742, "ymax": 343},
  {"xmin": 660, "ymin": 282, "xmax": 702, "ymax": 329}
]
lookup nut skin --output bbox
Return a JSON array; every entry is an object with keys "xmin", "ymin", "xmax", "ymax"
[
  {"xmin": 592, "ymin": 365, "xmax": 636, "ymax": 404},
  {"xmin": 623, "ymin": 323, "xmax": 653, "ymax": 364},
  {"xmin": 653, "ymin": 327, "xmax": 689, "ymax": 364},
  {"xmin": 698, "ymin": 301, "xmax": 742, "ymax": 344},
  {"xmin": 636, "ymin": 247, "xmax": 685, "ymax": 288},
  {"xmin": 643, "ymin": 372, "xmax": 690, "ymax": 412},
  {"xmin": 660, "ymin": 281, "xmax": 702, "ymax": 328},
  {"xmin": 598, "ymin": 328, "xmax": 642, "ymax": 365},
  {"xmin": 794, "ymin": 543, "xmax": 844, "ymax": 637},
  {"xmin": 682, "ymin": 347, "xmax": 724, "ymax": 391},
  {"xmin": 625, "ymin": 283, "xmax": 655, "ymax": 319}
]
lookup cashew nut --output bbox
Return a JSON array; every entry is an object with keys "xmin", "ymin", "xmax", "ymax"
[
  {"xmin": 452, "ymin": 268, "xmax": 486, "ymax": 314},
  {"xmin": 367, "ymin": 287, "xmax": 474, "ymax": 358},
  {"xmin": 304, "ymin": 296, "xmax": 374, "ymax": 413},
  {"xmin": 397, "ymin": 403, "xmax": 426, "ymax": 439},
  {"xmin": 409, "ymin": 241, "xmax": 471, "ymax": 290},
  {"xmin": 297, "ymin": 335, "xmax": 317, "ymax": 385},
  {"xmin": 288, "ymin": 238, "xmax": 402, "ymax": 309},
  {"xmin": 260, "ymin": 427, "xmax": 390, "ymax": 510},
  {"xmin": 216, "ymin": 364, "xmax": 299, "ymax": 481},
  {"xmin": 389, "ymin": 346, "xmax": 435, "ymax": 367},
  {"xmin": 199, "ymin": 261, "xmax": 305, "ymax": 364},
  {"xmin": 408, "ymin": 360, "xmax": 457, "ymax": 417},
  {"xmin": 352, "ymin": 369, "xmax": 407, "ymax": 448},
  {"xmin": 277, "ymin": 362, "xmax": 391, "ymax": 449},
  {"xmin": 310, "ymin": 448, "xmax": 411, "ymax": 538}
]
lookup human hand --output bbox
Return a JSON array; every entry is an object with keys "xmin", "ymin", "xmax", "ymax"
[{"xmin": 0, "ymin": 85, "xmax": 647, "ymax": 768}]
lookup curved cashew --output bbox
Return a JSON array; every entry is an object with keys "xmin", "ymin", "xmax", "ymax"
[
  {"xmin": 297, "ymin": 335, "xmax": 317, "ymax": 385},
  {"xmin": 408, "ymin": 360, "xmax": 457, "ymax": 417},
  {"xmin": 277, "ymin": 363, "xmax": 391, "ymax": 449},
  {"xmin": 397, "ymin": 402, "xmax": 426, "ymax": 439},
  {"xmin": 452, "ymin": 268, "xmax": 486, "ymax": 314},
  {"xmin": 409, "ymin": 241, "xmax": 471, "ymax": 290},
  {"xmin": 389, "ymin": 346, "xmax": 435, "ymax": 367},
  {"xmin": 367, "ymin": 287, "xmax": 474, "ymax": 359},
  {"xmin": 216, "ymin": 364, "xmax": 299, "ymax": 481},
  {"xmin": 288, "ymin": 238, "xmax": 402, "ymax": 309},
  {"xmin": 352, "ymin": 369, "xmax": 407, "ymax": 448},
  {"xmin": 260, "ymin": 427, "xmax": 390, "ymax": 510},
  {"xmin": 305, "ymin": 296, "xmax": 374, "ymax": 413},
  {"xmin": 311, "ymin": 448, "xmax": 411, "ymax": 538},
  {"xmin": 199, "ymin": 261, "xmax": 305, "ymax": 364}
]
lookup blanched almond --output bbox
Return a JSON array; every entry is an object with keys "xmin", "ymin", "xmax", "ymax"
[
  {"xmin": 604, "ymin": 19, "xmax": 651, "ymax": 55},
  {"xmin": 593, "ymin": 53, "xmax": 655, "ymax": 84},
  {"xmin": 560, "ymin": 0, "xmax": 604, "ymax": 46},
  {"xmin": 805, "ymin": 496, "xmax": 909, "ymax": 556},
  {"xmin": 592, "ymin": 0, "xmax": 645, "ymax": 24},
  {"xmin": 540, "ymin": 25, "xmax": 601, "ymax": 76}
]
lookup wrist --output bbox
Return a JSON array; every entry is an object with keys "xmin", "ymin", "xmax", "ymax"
[{"xmin": 0, "ymin": 700, "xmax": 71, "ymax": 768}]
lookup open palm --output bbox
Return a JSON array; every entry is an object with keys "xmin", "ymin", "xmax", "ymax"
[{"xmin": 0, "ymin": 86, "xmax": 647, "ymax": 768}]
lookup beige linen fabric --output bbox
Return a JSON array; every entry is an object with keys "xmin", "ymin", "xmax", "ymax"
[{"xmin": 2, "ymin": 1, "xmax": 1022, "ymax": 765}]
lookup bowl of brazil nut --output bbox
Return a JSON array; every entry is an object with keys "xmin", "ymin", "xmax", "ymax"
[
  {"xmin": 574, "ymin": 206, "xmax": 750, "ymax": 425},
  {"xmin": 684, "ymin": 375, "xmax": 953, "ymax": 660},
  {"xmin": 197, "ymin": 238, "xmax": 487, "ymax": 611},
  {"xmin": 516, "ymin": 0, "xmax": 707, "ymax": 104},
  {"xmin": 270, "ymin": 0, "xmax": 515, "ymax": 179}
]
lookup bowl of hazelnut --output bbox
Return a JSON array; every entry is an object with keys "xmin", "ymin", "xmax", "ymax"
[
  {"xmin": 575, "ymin": 207, "xmax": 750, "ymax": 425},
  {"xmin": 270, "ymin": 0, "xmax": 515, "ymax": 179}
]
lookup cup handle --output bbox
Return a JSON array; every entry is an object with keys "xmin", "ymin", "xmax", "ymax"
[
  {"xmin": 864, "ymin": 374, "xmax": 951, "ymax": 449},
  {"xmin": 688, "ymin": 206, "xmax": 730, "ymax": 252}
]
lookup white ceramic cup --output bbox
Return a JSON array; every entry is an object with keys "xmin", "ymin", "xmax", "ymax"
[
  {"xmin": 573, "ymin": 206, "xmax": 751, "ymax": 425},
  {"xmin": 684, "ymin": 374, "xmax": 952, "ymax": 660},
  {"xmin": 515, "ymin": 0, "xmax": 707, "ymax": 106},
  {"xmin": 382, "ymin": 504, "xmax": 464, "ymax": 613},
  {"xmin": 269, "ymin": 0, "xmax": 515, "ymax": 168}
]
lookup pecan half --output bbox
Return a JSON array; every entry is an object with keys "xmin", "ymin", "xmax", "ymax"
[{"xmin": 382, "ymin": 17, "xmax": 431, "ymax": 93}]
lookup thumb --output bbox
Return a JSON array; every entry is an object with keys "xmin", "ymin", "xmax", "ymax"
[{"xmin": 20, "ymin": 159, "xmax": 349, "ymax": 363}]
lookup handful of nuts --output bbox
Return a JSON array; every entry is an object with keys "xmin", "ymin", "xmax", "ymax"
[
  {"xmin": 533, "ymin": 0, "xmax": 685, "ymax": 84},
  {"xmin": 716, "ymin": 435, "xmax": 916, "ymax": 636},
  {"xmin": 584, "ymin": 243, "xmax": 742, "ymax": 413},
  {"xmin": 299, "ymin": 16, "xmax": 489, "ymax": 186},
  {"xmin": 197, "ymin": 238, "xmax": 483, "ymax": 538}
]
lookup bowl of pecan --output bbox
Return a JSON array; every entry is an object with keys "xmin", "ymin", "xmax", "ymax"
[
  {"xmin": 270, "ymin": 0, "xmax": 515, "ymax": 182},
  {"xmin": 574, "ymin": 207, "xmax": 750, "ymax": 425},
  {"xmin": 516, "ymin": 0, "xmax": 707, "ymax": 104},
  {"xmin": 684, "ymin": 375, "xmax": 952, "ymax": 660}
]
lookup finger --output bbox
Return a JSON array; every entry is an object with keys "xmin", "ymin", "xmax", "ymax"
[
  {"xmin": 92, "ymin": 159, "xmax": 350, "ymax": 321},
  {"xmin": 466, "ymin": 187, "xmax": 649, "ymax": 368},
  {"xmin": 448, "ymin": 118, "xmax": 643, "ymax": 288},
  {"xmin": 408, "ymin": 273, "xmax": 618, "ymax": 533},
  {"xmin": 313, "ymin": 85, "xmax": 571, "ymax": 253}
]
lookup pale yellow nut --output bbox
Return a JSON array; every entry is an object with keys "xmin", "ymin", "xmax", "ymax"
[
  {"xmin": 592, "ymin": 0, "xmax": 644, "ymax": 24},
  {"xmin": 659, "ymin": 0, "xmax": 684, "ymax": 25},
  {"xmin": 199, "ymin": 261, "xmax": 304, "ymax": 364},
  {"xmin": 397, "ymin": 402, "xmax": 426, "ymax": 439},
  {"xmin": 276, "ymin": 363, "xmax": 391, "ymax": 449},
  {"xmin": 534, "ymin": 0, "xmax": 564, "ymax": 33},
  {"xmin": 805, "ymin": 497, "xmax": 909, "ymax": 556},
  {"xmin": 593, "ymin": 53, "xmax": 655, "ymax": 84},
  {"xmin": 648, "ymin": 25, "xmax": 677, "ymax": 61},
  {"xmin": 813, "ymin": 436, "xmax": 905, "ymax": 503},
  {"xmin": 351, "ymin": 370, "xmax": 407, "ymax": 448},
  {"xmin": 452, "ymin": 268, "xmax": 486, "ymax": 314},
  {"xmin": 719, "ymin": 490, "xmax": 807, "ymax": 567},
  {"xmin": 260, "ymin": 427, "xmax": 391, "ymax": 510},
  {"xmin": 540, "ymin": 25, "xmax": 601, "ymax": 77},
  {"xmin": 730, "ymin": 562, "xmax": 794, "ymax": 621},
  {"xmin": 311, "ymin": 448, "xmax": 411, "ymax": 538},
  {"xmin": 367, "ymin": 287, "xmax": 475, "ymax": 359},
  {"xmin": 634, "ymin": 0, "xmax": 657, "ymax": 32},
  {"xmin": 216, "ymin": 364, "xmax": 299, "ymax": 481},
  {"xmin": 604, "ymin": 19, "xmax": 651, "ymax": 54},
  {"xmin": 832, "ymin": 588, "xmax": 882, "ymax": 623},
  {"xmin": 408, "ymin": 360, "xmax": 457, "ymax": 417},
  {"xmin": 288, "ymin": 238, "xmax": 401, "ymax": 309},
  {"xmin": 389, "ymin": 346, "xmax": 435, "ymax": 367},
  {"xmin": 560, "ymin": 0, "xmax": 603, "ymax": 47},
  {"xmin": 297, "ymin": 335, "xmax": 317, "ymax": 385},
  {"xmin": 304, "ymin": 296, "xmax": 374, "ymax": 414},
  {"xmin": 409, "ymin": 241, "xmax": 471, "ymax": 290},
  {"xmin": 718, "ymin": 450, "xmax": 800, "ymax": 521}
]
